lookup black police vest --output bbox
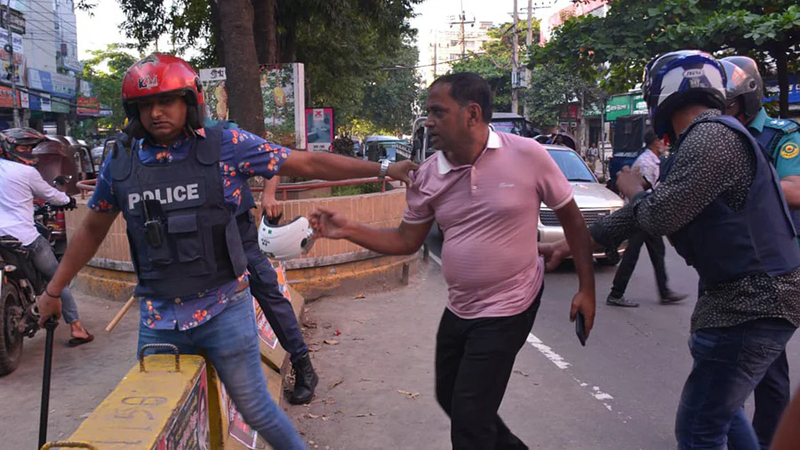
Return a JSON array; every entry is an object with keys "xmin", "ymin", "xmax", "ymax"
[
  {"xmin": 659, "ymin": 115, "xmax": 800, "ymax": 286},
  {"xmin": 752, "ymin": 121, "xmax": 800, "ymax": 234},
  {"xmin": 110, "ymin": 127, "xmax": 247, "ymax": 298}
]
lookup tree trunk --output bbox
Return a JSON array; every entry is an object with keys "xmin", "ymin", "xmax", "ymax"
[
  {"xmin": 252, "ymin": 0, "xmax": 277, "ymax": 64},
  {"xmin": 774, "ymin": 46, "xmax": 790, "ymax": 118},
  {"xmin": 212, "ymin": 0, "xmax": 265, "ymax": 136},
  {"xmin": 209, "ymin": 0, "xmax": 226, "ymax": 66},
  {"xmin": 278, "ymin": 15, "xmax": 298, "ymax": 63}
]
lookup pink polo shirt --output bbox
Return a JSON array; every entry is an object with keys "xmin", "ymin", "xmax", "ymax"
[{"xmin": 404, "ymin": 131, "xmax": 573, "ymax": 319}]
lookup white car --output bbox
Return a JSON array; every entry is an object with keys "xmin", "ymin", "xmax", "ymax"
[{"xmin": 538, "ymin": 145, "xmax": 625, "ymax": 265}]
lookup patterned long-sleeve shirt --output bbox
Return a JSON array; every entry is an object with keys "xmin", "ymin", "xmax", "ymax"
[
  {"xmin": 590, "ymin": 109, "xmax": 800, "ymax": 332},
  {"xmin": 89, "ymin": 127, "xmax": 290, "ymax": 330}
]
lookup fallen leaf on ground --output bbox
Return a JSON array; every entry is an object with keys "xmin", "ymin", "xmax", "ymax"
[
  {"xmin": 355, "ymin": 412, "xmax": 375, "ymax": 417},
  {"xmin": 513, "ymin": 369, "xmax": 529, "ymax": 377},
  {"xmin": 328, "ymin": 377, "xmax": 345, "ymax": 392},
  {"xmin": 323, "ymin": 339, "xmax": 339, "ymax": 345},
  {"xmin": 354, "ymin": 293, "xmax": 366, "ymax": 299},
  {"xmin": 306, "ymin": 413, "xmax": 320, "ymax": 419},
  {"xmin": 397, "ymin": 389, "xmax": 420, "ymax": 399}
]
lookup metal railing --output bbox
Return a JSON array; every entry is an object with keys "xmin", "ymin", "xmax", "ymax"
[{"xmin": 75, "ymin": 177, "xmax": 396, "ymax": 200}]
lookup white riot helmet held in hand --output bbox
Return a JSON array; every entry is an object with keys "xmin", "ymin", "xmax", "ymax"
[{"xmin": 258, "ymin": 214, "xmax": 316, "ymax": 260}]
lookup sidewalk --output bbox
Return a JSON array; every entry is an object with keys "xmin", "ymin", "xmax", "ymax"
[{"xmin": 287, "ymin": 261, "xmax": 452, "ymax": 450}]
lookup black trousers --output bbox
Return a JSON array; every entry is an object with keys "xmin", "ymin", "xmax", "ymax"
[
  {"xmin": 435, "ymin": 288, "xmax": 542, "ymax": 450},
  {"xmin": 611, "ymin": 230, "xmax": 668, "ymax": 297}
]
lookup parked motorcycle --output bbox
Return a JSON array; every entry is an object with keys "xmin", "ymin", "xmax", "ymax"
[{"xmin": 0, "ymin": 175, "xmax": 74, "ymax": 375}]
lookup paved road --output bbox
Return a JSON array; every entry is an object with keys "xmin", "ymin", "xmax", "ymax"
[
  {"xmin": 288, "ymin": 228, "xmax": 800, "ymax": 449},
  {"xmin": 2, "ymin": 226, "xmax": 799, "ymax": 449}
]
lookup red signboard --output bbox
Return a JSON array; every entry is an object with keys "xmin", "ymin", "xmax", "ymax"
[
  {"xmin": 77, "ymin": 96, "xmax": 100, "ymax": 116},
  {"xmin": 0, "ymin": 86, "xmax": 18, "ymax": 108}
]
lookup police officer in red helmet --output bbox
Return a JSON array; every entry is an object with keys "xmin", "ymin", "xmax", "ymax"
[{"xmin": 37, "ymin": 53, "xmax": 416, "ymax": 449}]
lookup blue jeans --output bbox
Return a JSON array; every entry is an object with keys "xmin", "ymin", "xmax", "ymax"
[
  {"xmin": 138, "ymin": 288, "xmax": 306, "ymax": 450},
  {"xmin": 675, "ymin": 319, "xmax": 796, "ymax": 450},
  {"xmin": 238, "ymin": 213, "xmax": 308, "ymax": 364},
  {"xmin": 727, "ymin": 350, "xmax": 791, "ymax": 449},
  {"xmin": 27, "ymin": 235, "xmax": 80, "ymax": 324}
]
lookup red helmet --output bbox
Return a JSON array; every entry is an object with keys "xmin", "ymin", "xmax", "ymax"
[{"xmin": 121, "ymin": 53, "xmax": 206, "ymax": 130}]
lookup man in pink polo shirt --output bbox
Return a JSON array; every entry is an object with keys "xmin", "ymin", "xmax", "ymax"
[{"xmin": 310, "ymin": 72, "xmax": 596, "ymax": 449}]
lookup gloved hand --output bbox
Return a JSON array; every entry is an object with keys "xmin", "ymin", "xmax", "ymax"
[{"xmin": 53, "ymin": 198, "xmax": 77, "ymax": 211}]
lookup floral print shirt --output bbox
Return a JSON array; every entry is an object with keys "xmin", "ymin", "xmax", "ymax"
[{"xmin": 88, "ymin": 127, "xmax": 290, "ymax": 330}]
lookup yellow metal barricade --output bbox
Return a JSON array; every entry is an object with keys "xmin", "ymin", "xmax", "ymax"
[{"xmin": 60, "ymin": 349, "xmax": 211, "ymax": 450}]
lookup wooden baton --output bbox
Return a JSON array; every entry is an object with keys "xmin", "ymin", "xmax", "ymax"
[{"xmin": 105, "ymin": 296, "xmax": 137, "ymax": 333}]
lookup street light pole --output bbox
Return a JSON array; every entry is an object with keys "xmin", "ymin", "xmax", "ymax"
[
  {"xmin": 511, "ymin": 0, "xmax": 519, "ymax": 115},
  {"xmin": 523, "ymin": 0, "xmax": 533, "ymax": 118},
  {"xmin": 3, "ymin": 0, "xmax": 19, "ymax": 127}
]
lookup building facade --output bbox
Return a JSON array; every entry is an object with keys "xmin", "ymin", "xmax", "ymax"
[
  {"xmin": 0, "ymin": 0, "xmax": 88, "ymax": 133},
  {"xmin": 420, "ymin": 20, "xmax": 494, "ymax": 87}
]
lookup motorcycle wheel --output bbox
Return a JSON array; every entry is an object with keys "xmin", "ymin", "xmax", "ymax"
[{"xmin": 0, "ymin": 282, "xmax": 24, "ymax": 376}]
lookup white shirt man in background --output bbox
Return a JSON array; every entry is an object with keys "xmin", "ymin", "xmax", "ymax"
[
  {"xmin": 0, "ymin": 128, "xmax": 92, "ymax": 345},
  {"xmin": 605, "ymin": 127, "xmax": 687, "ymax": 307}
]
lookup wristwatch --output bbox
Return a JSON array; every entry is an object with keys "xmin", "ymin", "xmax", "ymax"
[{"xmin": 378, "ymin": 159, "xmax": 391, "ymax": 179}]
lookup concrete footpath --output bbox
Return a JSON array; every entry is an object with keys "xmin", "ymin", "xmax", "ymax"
[{"xmin": 0, "ymin": 293, "xmax": 141, "ymax": 449}]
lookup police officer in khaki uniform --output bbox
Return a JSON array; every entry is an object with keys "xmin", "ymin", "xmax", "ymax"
[{"xmin": 722, "ymin": 55, "xmax": 800, "ymax": 450}]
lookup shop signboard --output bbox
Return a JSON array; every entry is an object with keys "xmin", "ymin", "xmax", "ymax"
[
  {"xmin": 77, "ymin": 97, "xmax": 100, "ymax": 116},
  {"xmin": 306, "ymin": 107, "xmax": 334, "ymax": 151},
  {"xmin": 27, "ymin": 68, "xmax": 53, "ymax": 92},
  {"xmin": 200, "ymin": 63, "xmax": 307, "ymax": 149},
  {"xmin": 605, "ymin": 94, "xmax": 631, "ymax": 121},
  {"xmin": 765, "ymin": 75, "xmax": 800, "ymax": 104},
  {"xmin": 50, "ymin": 72, "xmax": 76, "ymax": 98},
  {"xmin": 0, "ymin": 28, "xmax": 24, "ymax": 85}
]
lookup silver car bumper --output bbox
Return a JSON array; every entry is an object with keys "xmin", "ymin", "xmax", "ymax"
[{"xmin": 538, "ymin": 207, "xmax": 625, "ymax": 260}]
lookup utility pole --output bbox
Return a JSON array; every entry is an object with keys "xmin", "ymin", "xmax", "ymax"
[
  {"xmin": 523, "ymin": 0, "xmax": 533, "ymax": 118},
  {"xmin": 449, "ymin": 4, "xmax": 475, "ymax": 60},
  {"xmin": 3, "ymin": 0, "xmax": 19, "ymax": 127},
  {"xmin": 511, "ymin": 0, "xmax": 519, "ymax": 115}
]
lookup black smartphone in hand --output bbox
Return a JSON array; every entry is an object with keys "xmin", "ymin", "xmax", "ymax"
[{"xmin": 575, "ymin": 311, "xmax": 587, "ymax": 346}]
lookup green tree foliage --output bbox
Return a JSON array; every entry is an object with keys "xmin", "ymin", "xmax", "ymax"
[
  {"xmin": 115, "ymin": 0, "xmax": 421, "ymax": 137},
  {"xmin": 80, "ymin": 44, "xmax": 139, "ymax": 131},
  {"xmin": 358, "ymin": 45, "xmax": 421, "ymax": 135},
  {"xmin": 653, "ymin": 0, "xmax": 800, "ymax": 117},
  {"xmin": 531, "ymin": 0, "xmax": 800, "ymax": 116},
  {"xmin": 450, "ymin": 21, "xmax": 539, "ymax": 112},
  {"xmin": 524, "ymin": 63, "xmax": 599, "ymax": 129}
]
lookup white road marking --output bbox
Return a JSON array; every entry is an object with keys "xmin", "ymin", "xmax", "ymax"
[
  {"xmin": 526, "ymin": 334, "xmax": 570, "ymax": 369},
  {"xmin": 526, "ymin": 333, "xmax": 629, "ymax": 421},
  {"xmin": 426, "ymin": 244, "xmax": 630, "ymax": 422},
  {"xmin": 429, "ymin": 252, "xmax": 442, "ymax": 267}
]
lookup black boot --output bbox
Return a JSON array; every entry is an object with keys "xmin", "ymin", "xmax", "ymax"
[{"xmin": 289, "ymin": 353, "xmax": 318, "ymax": 405}]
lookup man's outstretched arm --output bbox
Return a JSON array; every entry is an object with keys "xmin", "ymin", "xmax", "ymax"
[{"xmin": 309, "ymin": 208, "xmax": 432, "ymax": 256}]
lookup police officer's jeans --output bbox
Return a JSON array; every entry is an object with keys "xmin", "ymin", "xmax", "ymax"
[
  {"xmin": 727, "ymin": 350, "xmax": 791, "ymax": 450},
  {"xmin": 26, "ymin": 235, "xmax": 80, "ymax": 324},
  {"xmin": 675, "ymin": 318, "xmax": 796, "ymax": 450},
  {"xmin": 138, "ymin": 288, "xmax": 306, "ymax": 450},
  {"xmin": 240, "ymin": 215, "xmax": 308, "ymax": 365}
]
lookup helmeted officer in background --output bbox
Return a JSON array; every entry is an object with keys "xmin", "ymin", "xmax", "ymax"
[
  {"xmin": 541, "ymin": 50, "xmax": 800, "ymax": 449},
  {"xmin": 721, "ymin": 55, "xmax": 800, "ymax": 450},
  {"xmin": 208, "ymin": 119, "xmax": 318, "ymax": 405},
  {"xmin": 37, "ymin": 53, "xmax": 416, "ymax": 450}
]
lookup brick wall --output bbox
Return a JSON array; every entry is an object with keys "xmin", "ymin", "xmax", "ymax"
[{"xmin": 66, "ymin": 188, "xmax": 409, "ymax": 269}]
